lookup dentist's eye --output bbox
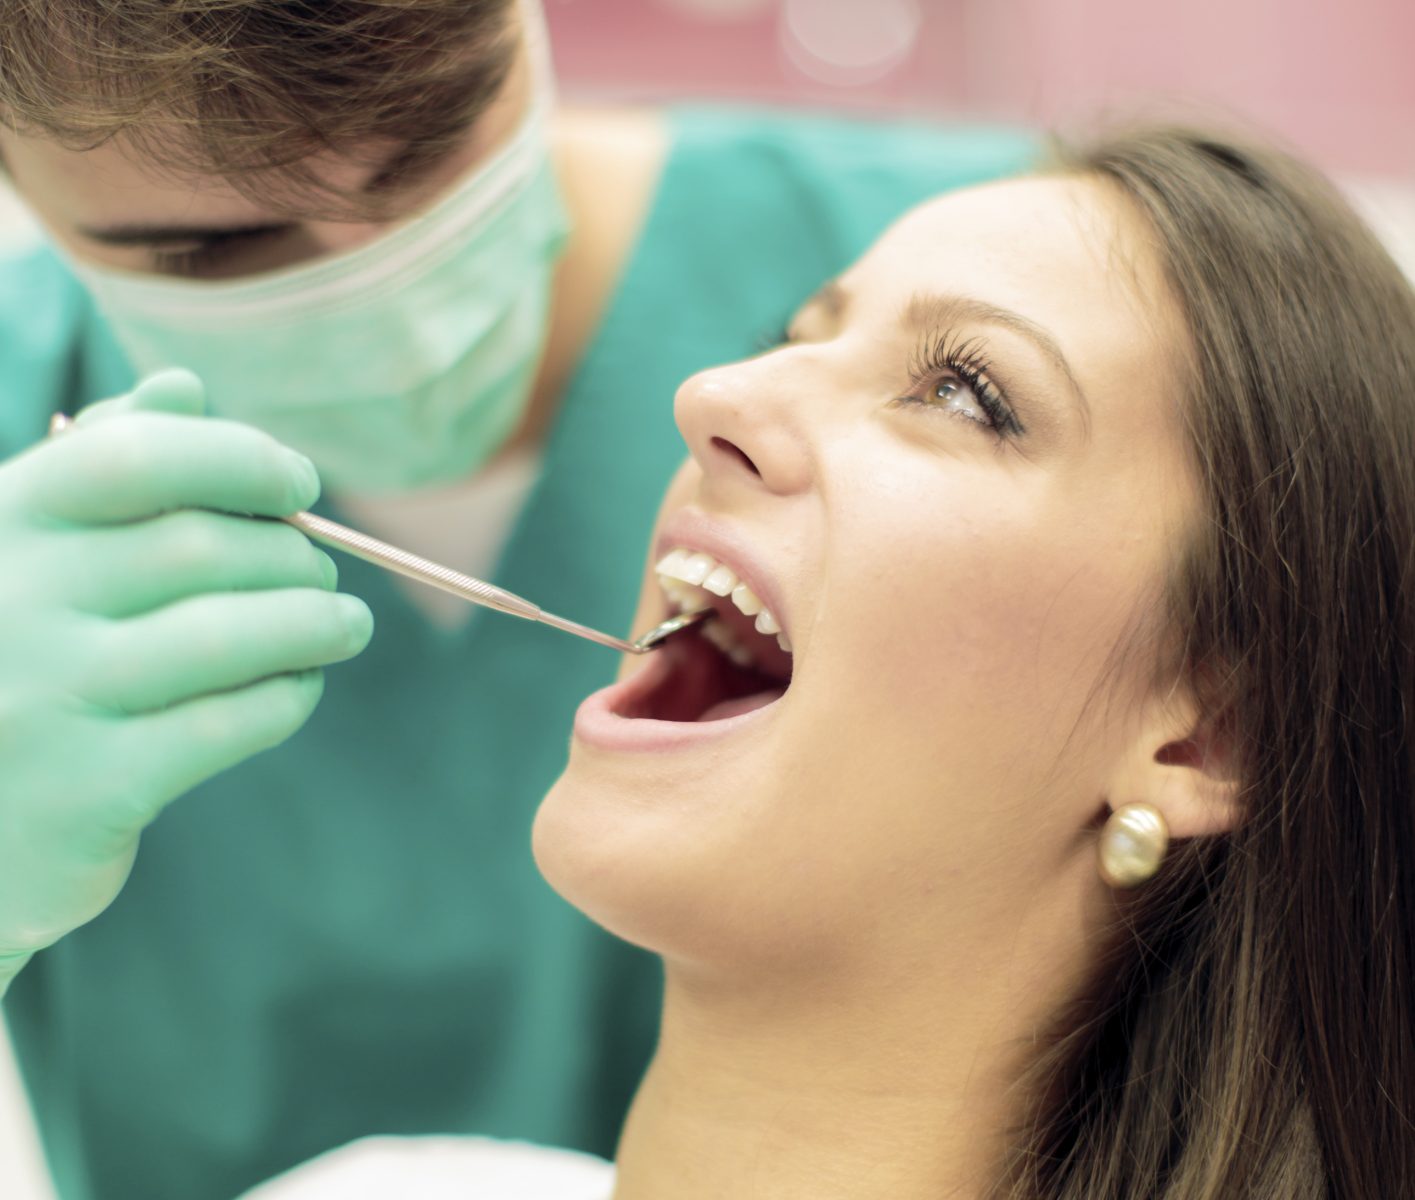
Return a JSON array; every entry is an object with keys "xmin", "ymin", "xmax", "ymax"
[
  {"xmin": 152, "ymin": 241, "xmax": 237, "ymax": 278},
  {"xmin": 899, "ymin": 331, "xmax": 1024, "ymax": 440},
  {"xmin": 150, "ymin": 225, "xmax": 294, "ymax": 279}
]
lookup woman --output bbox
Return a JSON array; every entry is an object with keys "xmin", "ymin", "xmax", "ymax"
[{"xmin": 248, "ymin": 124, "xmax": 1415, "ymax": 1198}]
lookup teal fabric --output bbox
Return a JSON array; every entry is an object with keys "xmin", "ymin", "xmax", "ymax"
[{"xmin": 0, "ymin": 107, "xmax": 1035, "ymax": 1200}]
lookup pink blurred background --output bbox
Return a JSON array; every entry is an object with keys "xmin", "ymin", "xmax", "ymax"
[{"xmin": 546, "ymin": 0, "xmax": 1415, "ymax": 177}]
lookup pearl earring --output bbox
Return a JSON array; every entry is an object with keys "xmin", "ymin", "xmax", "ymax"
[{"xmin": 1097, "ymin": 803, "xmax": 1170, "ymax": 888}]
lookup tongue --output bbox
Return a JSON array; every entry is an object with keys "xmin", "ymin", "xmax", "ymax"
[{"xmin": 698, "ymin": 686, "xmax": 787, "ymax": 723}]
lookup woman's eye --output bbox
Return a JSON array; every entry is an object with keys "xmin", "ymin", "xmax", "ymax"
[
  {"xmin": 931, "ymin": 376, "xmax": 989, "ymax": 424},
  {"xmin": 900, "ymin": 331, "xmax": 1024, "ymax": 439},
  {"xmin": 896, "ymin": 364, "xmax": 1022, "ymax": 439}
]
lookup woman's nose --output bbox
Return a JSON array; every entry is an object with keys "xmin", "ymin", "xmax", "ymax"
[{"xmin": 674, "ymin": 360, "xmax": 813, "ymax": 497}]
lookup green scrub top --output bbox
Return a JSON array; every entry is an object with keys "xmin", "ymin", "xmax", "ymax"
[{"xmin": 0, "ymin": 107, "xmax": 1035, "ymax": 1200}]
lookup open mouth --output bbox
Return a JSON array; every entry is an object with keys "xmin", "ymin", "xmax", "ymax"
[{"xmin": 610, "ymin": 546, "xmax": 795, "ymax": 725}]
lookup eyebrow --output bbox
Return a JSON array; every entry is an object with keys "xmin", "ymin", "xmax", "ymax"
[
  {"xmin": 903, "ymin": 291, "xmax": 1092, "ymax": 431},
  {"xmin": 74, "ymin": 139, "xmax": 451, "ymax": 248},
  {"xmin": 77, "ymin": 154, "xmax": 468, "ymax": 249},
  {"xmin": 76, "ymin": 220, "xmax": 295, "ymax": 248},
  {"xmin": 77, "ymin": 36, "xmax": 530, "ymax": 253},
  {"xmin": 796, "ymin": 283, "xmax": 1091, "ymax": 423}
]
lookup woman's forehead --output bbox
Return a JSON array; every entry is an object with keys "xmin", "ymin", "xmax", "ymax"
[
  {"xmin": 850, "ymin": 176, "xmax": 1182, "ymax": 388},
  {"xmin": 854, "ymin": 175, "xmax": 1157, "ymax": 308}
]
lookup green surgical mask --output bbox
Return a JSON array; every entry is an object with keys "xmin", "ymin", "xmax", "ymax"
[{"xmin": 68, "ymin": 8, "xmax": 569, "ymax": 493}]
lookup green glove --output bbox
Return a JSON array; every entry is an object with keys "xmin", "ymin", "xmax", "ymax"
[{"xmin": 0, "ymin": 369, "xmax": 374, "ymax": 995}]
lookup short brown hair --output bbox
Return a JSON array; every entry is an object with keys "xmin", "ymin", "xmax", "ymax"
[{"xmin": 0, "ymin": 0, "xmax": 520, "ymax": 213}]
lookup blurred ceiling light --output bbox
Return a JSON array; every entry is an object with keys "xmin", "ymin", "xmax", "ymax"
[
  {"xmin": 780, "ymin": 0, "xmax": 921, "ymax": 87},
  {"xmin": 660, "ymin": 0, "xmax": 778, "ymax": 20}
]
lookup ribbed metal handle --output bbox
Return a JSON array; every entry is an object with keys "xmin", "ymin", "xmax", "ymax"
[
  {"xmin": 283, "ymin": 511, "xmax": 542, "ymax": 622},
  {"xmin": 285, "ymin": 511, "xmax": 707, "ymax": 654}
]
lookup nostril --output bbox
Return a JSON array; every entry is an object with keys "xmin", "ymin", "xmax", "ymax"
[{"xmin": 711, "ymin": 436, "xmax": 760, "ymax": 478}]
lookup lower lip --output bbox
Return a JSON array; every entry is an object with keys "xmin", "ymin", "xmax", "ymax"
[{"xmin": 572, "ymin": 650, "xmax": 782, "ymax": 754}]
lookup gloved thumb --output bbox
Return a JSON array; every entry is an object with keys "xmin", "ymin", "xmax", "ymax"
[{"xmin": 75, "ymin": 368, "xmax": 208, "ymax": 428}]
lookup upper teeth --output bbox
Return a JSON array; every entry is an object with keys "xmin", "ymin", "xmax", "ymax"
[{"xmin": 654, "ymin": 547, "xmax": 792, "ymax": 656}]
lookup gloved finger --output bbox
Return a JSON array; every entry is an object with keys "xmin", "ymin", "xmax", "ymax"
[
  {"xmin": 102, "ymin": 669, "xmax": 328, "ymax": 832},
  {"xmin": 61, "ymin": 510, "xmax": 339, "ymax": 618},
  {"xmin": 0, "ymin": 371, "xmax": 206, "ymax": 500},
  {"xmin": 73, "ymin": 368, "xmax": 208, "ymax": 426},
  {"xmin": 82, "ymin": 588, "xmax": 373, "ymax": 714},
  {"xmin": 26, "ymin": 410, "xmax": 321, "ymax": 525}
]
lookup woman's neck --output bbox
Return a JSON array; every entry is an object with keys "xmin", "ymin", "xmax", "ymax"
[{"xmin": 610, "ymin": 965, "xmax": 1035, "ymax": 1200}]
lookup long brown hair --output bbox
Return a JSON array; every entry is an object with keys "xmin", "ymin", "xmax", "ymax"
[{"xmin": 999, "ymin": 127, "xmax": 1415, "ymax": 1198}]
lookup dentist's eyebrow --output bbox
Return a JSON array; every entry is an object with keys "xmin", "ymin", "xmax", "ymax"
[
  {"xmin": 905, "ymin": 291, "xmax": 1092, "ymax": 432},
  {"xmin": 77, "ymin": 221, "xmax": 295, "ymax": 247},
  {"xmin": 77, "ymin": 140, "xmax": 464, "ymax": 247}
]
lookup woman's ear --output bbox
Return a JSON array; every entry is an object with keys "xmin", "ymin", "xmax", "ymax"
[{"xmin": 1103, "ymin": 680, "xmax": 1244, "ymax": 839}]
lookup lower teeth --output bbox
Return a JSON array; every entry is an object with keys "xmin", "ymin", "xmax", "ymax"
[
  {"xmin": 661, "ymin": 579, "xmax": 794, "ymax": 665},
  {"xmin": 700, "ymin": 617, "xmax": 758, "ymax": 668}
]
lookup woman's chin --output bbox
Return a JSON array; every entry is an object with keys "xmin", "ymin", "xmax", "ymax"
[
  {"xmin": 533, "ymin": 767, "xmax": 698, "ymax": 955},
  {"xmin": 531, "ymin": 764, "xmax": 783, "ymax": 971},
  {"xmin": 534, "ymin": 771, "xmax": 869, "ymax": 991}
]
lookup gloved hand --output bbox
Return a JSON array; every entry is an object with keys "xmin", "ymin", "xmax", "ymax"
[{"xmin": 0, "ymin": 369, "xmax": 373, "ymax": 994}]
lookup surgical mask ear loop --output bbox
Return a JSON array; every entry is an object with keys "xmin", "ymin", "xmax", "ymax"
[{"xmin": 1097, "ymin": 802, "xmax": 1170, "ymax": 888}]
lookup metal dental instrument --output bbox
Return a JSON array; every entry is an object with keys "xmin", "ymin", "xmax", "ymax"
[
  {"xmin": 280, "ymin": 510, "xmax": 711, "ymax": 654},
  {"xmin": 47, "ymin": 412, "xmax": 710, "ymax": 655}
]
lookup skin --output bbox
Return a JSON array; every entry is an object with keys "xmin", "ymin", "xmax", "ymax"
[
  {"xmin": 534, "ymin": 177, "xmax": 1242, "ymax": 1198},
  {"xmin": 0, "ymin": 10, "xmax": 669, "ymax": 468}
]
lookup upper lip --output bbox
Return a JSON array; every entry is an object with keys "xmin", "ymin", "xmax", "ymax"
[{"xmin": 653, "ymin": 508, "xmax": 791, "ymax": 639}]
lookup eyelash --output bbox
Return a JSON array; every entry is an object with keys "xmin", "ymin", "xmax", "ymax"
[
  {"xmin": 151, "ymin": 242, "xmax": 240, "ymax": 277},
  {"xmin": 758, "ymin": 324, "xmax": 1025, "ymax": 442},
  {"xmin": 151, "ymin": 228, "xmax": 286, "ymax": 277},
  {"xmin": 901, "ymin": 331, "xmax": 1023, "ymax": 440}
]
